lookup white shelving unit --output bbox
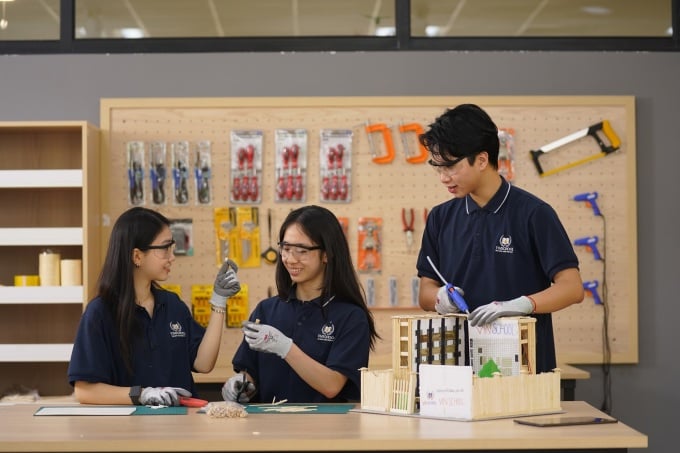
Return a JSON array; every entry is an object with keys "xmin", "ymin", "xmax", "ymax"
[{"xmin": 0, "ymin": 122, "xmax": 100, "ymax": 395}]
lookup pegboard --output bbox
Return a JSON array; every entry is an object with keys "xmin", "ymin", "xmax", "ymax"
[{"xmin": 100, "ymin": 96, "xmax": 637, "ymax": 367}]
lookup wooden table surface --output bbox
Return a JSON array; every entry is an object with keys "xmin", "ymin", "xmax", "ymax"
[{"xmin": 0, "ymin": 400, "xmax": 646, "ymax": 452}]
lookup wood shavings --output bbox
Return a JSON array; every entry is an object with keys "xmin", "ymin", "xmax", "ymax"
[{"xmin": 205, "ymin": 401, "xmax": 248, "ymax": 418}]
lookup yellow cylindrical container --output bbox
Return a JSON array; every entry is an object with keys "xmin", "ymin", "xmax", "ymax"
[
  {"xmin": 38, "ymin": 250, "xmax": 61, "ymax": 286},
  {"xmin": 60, "ymin": 259, "xmax": 83, "ymax": 286},
  {"xmin": 14, "ymin": 275, "xmax": 40, "ymax": 286}
]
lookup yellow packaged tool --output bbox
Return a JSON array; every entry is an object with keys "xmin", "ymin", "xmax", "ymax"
[
  {"xmin": 227, "ymin": 284, "xmax": 248, "ymax": 328},
  {"xmin": 191, "ymin": 284, "xmax": 213, "ymax": 327}
]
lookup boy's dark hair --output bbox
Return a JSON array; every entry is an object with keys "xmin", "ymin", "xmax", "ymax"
[{"xmin": 419, "ymin": 103, "xmax": 500, "ymax": 168}]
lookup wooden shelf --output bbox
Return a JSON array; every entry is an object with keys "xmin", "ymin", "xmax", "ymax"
[
  {"xmin": 0, "ymin": 121, "xmax": 99, "ymax": 389},
  {"xmin": 0, "ymin": 344, "xmax": 73, "ymax": 362},
  {"xmin": 0, "ymin": 286, "xmax": 83, "ymax": 304},
  {"xmin": 0, "ymin": 228, "xmax": 83, "ymax": 246},
  {"xmin": 0, "ymin": 170, "xmax": 83, "ymax": 188}
]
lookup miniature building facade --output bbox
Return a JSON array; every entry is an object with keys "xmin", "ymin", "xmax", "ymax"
[{"xmin": 361, "ymin": 314, "xmax": 561, "ymax": 420}]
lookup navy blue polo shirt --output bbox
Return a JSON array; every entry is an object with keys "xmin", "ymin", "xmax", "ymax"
[
  {"xmin": 232, "ymin": 294, "xmax": 371, "ymax": 403},
  {"xmin": 416, "ymin": 177, "xmax": 579, "ymax": 373},
  {"xmin": 68, "ymin": 287, "xmax": 204, "ymax": 396}
]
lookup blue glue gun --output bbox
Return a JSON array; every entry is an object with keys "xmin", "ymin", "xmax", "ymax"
[{"xmin": 426, "ymin": 256, "xmax": 470, "ymax": 313}]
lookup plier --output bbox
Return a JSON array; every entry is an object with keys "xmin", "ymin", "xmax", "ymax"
[{"xmin": 401, "ymin": 208, "xmax": 415, "ymax": 252}]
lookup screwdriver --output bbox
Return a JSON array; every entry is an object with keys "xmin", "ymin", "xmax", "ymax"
[{"xmin": 426, "ymin": 256, "xmax": 470, "ymax": 313}]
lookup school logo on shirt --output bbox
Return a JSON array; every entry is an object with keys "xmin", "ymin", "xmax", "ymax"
[
  {"xmin": 495, "ymin": 235, "xmax": 514, "ymax": 254},
  {"xmin": 169, "ymin": 321, "xmax": 186, "ymax": 338},
  {"xmin": 317, "ymin": 322, "xmax": 336, "ymax": 342}
]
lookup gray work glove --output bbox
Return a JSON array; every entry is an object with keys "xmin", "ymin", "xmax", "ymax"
[
  {"xmin": 435, "ymin": 285, "xmax": 465, "ymax": 315},
  {"xmin": 139, "ymin": 386, "xmax": 192, "ymax": 406},
  {"xmin": 468, "ymin": 296, "xmax": 534, "ymax": 327},
  {"xmin": 222, "ymin": 374, "xmax": 256, "ymax": 404},
  {"xmin": 242, "ymin": 321, "xmax": 293, "ymax": 359},
  {"xmin": 210, "ymin": 259, "xmax": 241, "ymax": 309}
]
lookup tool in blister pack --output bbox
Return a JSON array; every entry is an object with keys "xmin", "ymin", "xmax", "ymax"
[
  {"xmin": 230, "ymin": 131, "xmax": 263, "ymax": 204},
  {"xmin": 358, "ymin": 217, "xmax": 382, "ymax": 273},
  {"xmin": 149, "ymin": 141, "xmax": 167, "ymax": 205},
  {"xmin": 127, "ymin": 141, "xmax": 145, "ymax": 206},
  {"xmin": 498, "ymin": 128, "xmax": 515, "ymax": 182},
  {"xmin": 411, "ymin": 276, "xmax": 420, "ymax": 307},
  {"xmin": 530, "ymin": 120, "xmax": 621, "ymax": 177},
  {"xmin": 365, "ymin": 277, "xmax": 376, "ymax": 307},
  {"xmin": 275, "ymin": 129, "xmax": 307, "ymax": 202},
  {"xmin": 171, "ymin": 141, "xmax": 190, "ymax": 205},
  {"xmin": 194, "ymin": 141, "xmax": 212, "ymax": 205},
  {"xmin": 320, "ymin": 129, "xmax": 353, "ymax": 203},
  {"xmin": 389, "ymin": 276, "xmax": 398, "ymax": 307},
  {"xmin": 426, "ymin": 256, "xmax": 469, "ymax": 313}
]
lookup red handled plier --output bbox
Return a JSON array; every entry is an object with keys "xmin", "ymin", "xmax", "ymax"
[{"xmin": 402, "ymin": 208, "xmax": 415, "ymax": 252}]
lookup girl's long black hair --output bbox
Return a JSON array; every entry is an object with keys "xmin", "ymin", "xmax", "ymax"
[
  {"xmin": 96, "ymin": 207, "xmax": 169, "ymax": 373},
  {"xmin": 275, "ymin": 205, "xmax": 379, "ymax": 350}
]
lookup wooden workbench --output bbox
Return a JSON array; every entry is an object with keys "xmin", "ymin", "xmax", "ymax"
[{"xmin": 0, "ymin": 400, "xmax": 645, "ymax": 452}]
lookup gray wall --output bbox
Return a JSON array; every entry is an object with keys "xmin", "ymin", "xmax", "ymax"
[{"xmin": 2, "ymin": 51, "xmax": 678, "ymax": 452}]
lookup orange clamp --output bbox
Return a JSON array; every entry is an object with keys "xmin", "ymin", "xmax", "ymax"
[
  {"xmin": 398, "ymin": 123, "xmax": 428, "ymax": 164},
  {"xmin": 365, "ymin": 122, "xmax": 395, "ymax": 164}
]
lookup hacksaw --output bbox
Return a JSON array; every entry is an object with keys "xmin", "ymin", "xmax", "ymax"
[{"xmin": 530, "ymin": 120, "xmax": 621, "ymax": 177}]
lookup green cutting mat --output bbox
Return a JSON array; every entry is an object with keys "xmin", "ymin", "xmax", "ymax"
[
  {"xmin": 245, "ymin": 403, "xmax": 355, "ymax": 414},
  {"xmin": 134, "ymin": 406, "xmax": 188, "ymax": 415}
]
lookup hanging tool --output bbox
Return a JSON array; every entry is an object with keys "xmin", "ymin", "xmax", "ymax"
[
  {"xmin": 246, "ymin": 144, "xmax": 258, "ymax": 202},
  {"xmin": 583, "ymin": 280, "xmax": 603, "ymax": 305},
  {"xmin": 365, "ymin": 122, "xmax": 395, "ymax": 164},
  {"xmin": 574, "ymin": 235, "xmax": 603, "ymax": 261},
  {"xmin": 398, "ymin": 123, "xmax": 428, "ymax": 164},
  {"xmin": 573, "ymin": 191, "xmax": 602, "ymax": 216},
  {"xmin": 530, "ymin": 120, "xmax": 621, "ymax": 177},
  {"xmin": 498, "ymin": 128, "xmax": 515, "ymax": 181},
  {"xmin": 426, "ymin": 256, "xmax": 469, "ymax": 313},
  {"xmin": 401, "ymin": 208, "xmax": 415, "ymax": 252},
  {"xmin": 261, "ymin": 209, "xmax": 278, "ymax": 264}
]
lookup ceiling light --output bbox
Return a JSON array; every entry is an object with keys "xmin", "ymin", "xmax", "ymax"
[
  {"xmin": 117, "ymin": 27, "xmax": 145, "ymax": 39},
  {"xmin": 425, "ymin": 26, "xmax": 443, "ymax": 37},
  {"xmin": 0, "ymin": 0, "xmax": 11, "ymax": 30},
  {"xmin": 581, "ymin": 6, "xmax": 611, "ymax": 15},
  {"xmin": 374, "ymin": 26, "xmax": 395, "ymax": 37}
]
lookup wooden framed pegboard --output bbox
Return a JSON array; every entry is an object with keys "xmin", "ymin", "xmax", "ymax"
[{"xmin": 100, "ymin": 96, "xmax": 637, "ymax": 367}]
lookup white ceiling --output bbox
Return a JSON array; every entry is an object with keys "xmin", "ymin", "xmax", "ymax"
[{"xmin": 0, "ymin": 0, "xmax": 673, "ymax": 41}]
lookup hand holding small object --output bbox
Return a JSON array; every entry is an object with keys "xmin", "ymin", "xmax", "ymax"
[
  {"xmin": 211, "ymin": 258, "xmax": 241, "ymax": 309},
  {"xmin": 222, "ymin": 374, "xmax": 256, "ymax": 404},
  {"xmin": 468, "ymin": 296, "xmax": 534, "ymax": 326},
  {"xmin": 435, "ymin": 285, "xmax": 465, "ymax": 314},
  {"xmin": 242, "ymin": 321, "xmax": 293, "ymax": 359},
  {"xmin": 139, "ymin": 387, "xmax": 192, "ymax": 406}
]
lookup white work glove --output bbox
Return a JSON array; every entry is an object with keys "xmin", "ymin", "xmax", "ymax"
[
  {"xmin": 468, "ymin": 296, "xmax": 534, "ymax": 327},
  {"xmin": 242, "ymin": 322, "xmax": 293, "ymax": 359},
  {"xmin": 222, "ymin": 374, "xmax": 257, "ymax": 404},
  {"xmin": 210, "ymin": 259, "xmax": 241, "ymax": 309},
  {"xmin": 435, "ymin": 285, "xmax": 465, "ymax": 314},
  {"xmin": 139, "ymin": 386, "xmax": 192, "ymax": 406}
]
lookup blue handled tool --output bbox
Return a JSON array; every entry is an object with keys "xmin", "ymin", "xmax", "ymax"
[{"xmin": 426, "ymin": 256, "xmax": 469, "ymax": 313}]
